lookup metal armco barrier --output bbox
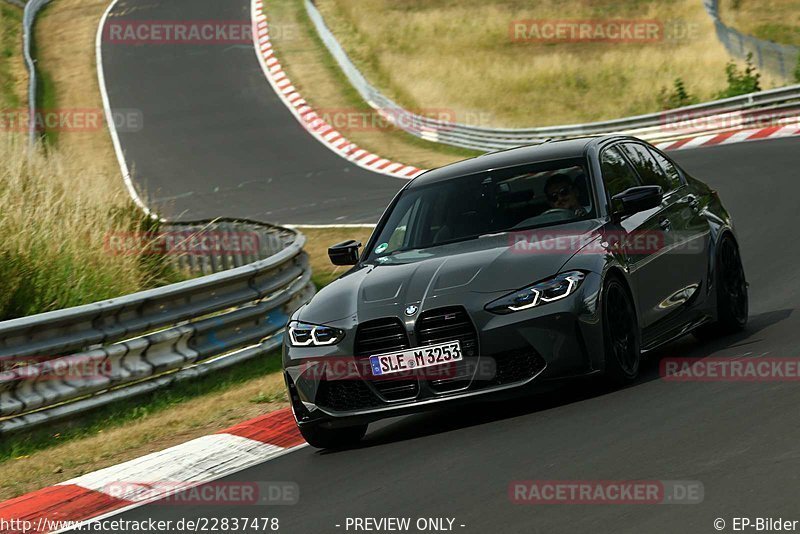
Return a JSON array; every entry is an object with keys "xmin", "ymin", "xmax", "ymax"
[
  {"xmin": 704, "ymin": 0, "xmax": 799, "ymax": 80},
  {"xmin": 161, "ymin": 219, "xmax": 297, "ymax": 275},
  {"xmin": 4, "ymin": 3, "xmax": 321, "ymax": 436},
  {"xmin": 0, "ymin": 224, "xmax": 315, "ymax": 434},
  {"xmin": 305, "ymin": 0, "xmax": 800, "ymax": 152},
  {"xmin": 23, "ymin": 0, "xmax": 52, "ymax": 145}
]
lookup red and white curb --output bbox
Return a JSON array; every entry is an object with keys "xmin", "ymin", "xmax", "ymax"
[
  {"xmin": 0, "ymin": 409, "xmax": 305, "ymax": 533},
  {"xmin": 251, "ymin": 0, "xmax": 424, "ymax": 180},
  {"xmin": 653, "ymin": 124, "xmax": 800, "ymax": 151}
]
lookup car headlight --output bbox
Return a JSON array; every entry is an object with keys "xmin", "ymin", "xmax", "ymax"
[
  {"xmin": 287, "ymin": 321, "xmax": 345, "ymax": 347},
  {"xmin": 485, "ymin": 271, "xmax": 586, "ymax": 315}
]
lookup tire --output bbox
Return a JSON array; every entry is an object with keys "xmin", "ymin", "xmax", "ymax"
[
  {"xmin": 299, "ymin": 423, "xmax": 368, "ymax": 450},
  {"xmin": 693, "ymin": 235, "xmax": 748, "ymax": 340},
  {"xmin": 602, "ymin": 276, "xmax": 641, "ymax": 385}
]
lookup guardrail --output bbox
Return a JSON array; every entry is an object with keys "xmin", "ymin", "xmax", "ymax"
[
  {"xmin": 1, "ymin": 4, "xmax": 319, "ymax": 435},
  {"xmin": 305, "ymin": 0, "xmax": 800, "ymax": 152},
  {"xmin": 22, "ymin": 0, "xmax": 51, "ymax": 145},
  {"xmin": 2, "ymin": 0, "xmax": 26, "ymax": 9},
  {"xmin": 162, "ymin": 219, "xmax": 296, "ymax": 275},
  {"xmin": 0, "ymin": 222, "xmax": 314, "ymax": 434},
  {"xmin": 703, "ymin": 0, "xmax": 799, "ymax": 80}
]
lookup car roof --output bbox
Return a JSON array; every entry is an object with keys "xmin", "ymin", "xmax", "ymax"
[{"xmin": 408, "ymin": 134, "xmax": 628, "ymax": 188}]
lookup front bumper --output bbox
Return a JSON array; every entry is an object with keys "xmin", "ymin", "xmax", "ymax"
[{"xmin": 283, "ymin": 272, "xmax": 604, "ymax": 429}]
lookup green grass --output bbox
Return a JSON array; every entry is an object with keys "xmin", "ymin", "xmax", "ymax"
[
  {"xmin": 752, "ymin": 23, "xmax": 800, "ymax": 46},
  {"xmin": 29, "ymin": 2, "xmax": 62, "ymax": 145},
  {"xmin": 0, "ymin": 3, "xmax": 22, "ymax": 109},
  {"xmin": 0, "ymin": 348, "xmax": 285, "ymax": 462},
  {"xmin": 34, "ymin": 69, "xmax": 60, "ymax": 145}
]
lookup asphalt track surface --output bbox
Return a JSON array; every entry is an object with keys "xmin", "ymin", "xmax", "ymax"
[
  {"xmin": 102, "ymin": 0, "xmax": 406, "ymax": 224},
  {"xmin": 96, "ymin": 0, "xmax": 800, "ymax": 533}
]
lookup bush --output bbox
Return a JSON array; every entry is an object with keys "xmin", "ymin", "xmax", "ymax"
[
  {"xmin": 658, "ymin": 78, "xmax": 699, "ymax": 109},
  {"xmin": 715, "ymin": 52, "xmax": 761, "ymax": 99}
]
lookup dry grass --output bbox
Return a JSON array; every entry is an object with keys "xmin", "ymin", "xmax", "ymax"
[
  {"xmin": 34, "ymin": 0, "xmax": 122, "ymax": 175},
  {"xmin": 0, "ymin": 0, "xmax": 191, "ymax": 319},
  {"xmin": 0, "ymin": 371, "xmax": 287, "ymax": 500},
  {"xmin": 719, "ymin": 0, "xmax": 800, "ymax": 46},
  {"xmin": 0, "ymin": 2, "xmax": 25, "ymax": 109},
  {"xmin": 0, "ymin": 134, "xmax": 179, "ymax": 317},
  {"xmin": 317, "ymin": 0, "xmax": 787, "ymax": 127},
  {"xmin": 266, "ymin": 0, "xmax": 472, "ymax": 169}
]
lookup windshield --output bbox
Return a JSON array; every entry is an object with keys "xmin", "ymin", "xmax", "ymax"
[{"xmin": 367, "ymin": 158, "xmax": 595, "ymax": 261}]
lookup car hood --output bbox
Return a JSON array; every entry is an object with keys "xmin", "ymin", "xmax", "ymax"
[{"xmin": 299, "ymin": 220, "xmax": 604, "ymax": 324}]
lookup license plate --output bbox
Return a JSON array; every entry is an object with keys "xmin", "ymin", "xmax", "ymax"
[{"xmin": 370, "ymin": 341, "xmax": 462, "ymax": 376}]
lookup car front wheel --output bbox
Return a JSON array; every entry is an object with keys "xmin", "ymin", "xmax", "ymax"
[{"xmin": 602, "ymin": 276, "xmax": 641, "ymax": 384}]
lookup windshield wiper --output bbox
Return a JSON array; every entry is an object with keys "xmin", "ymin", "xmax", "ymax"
[{"xmin": 478, "ymin": 231, "xmax": 507, "ymax": 238}]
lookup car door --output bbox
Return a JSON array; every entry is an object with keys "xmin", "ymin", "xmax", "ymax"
[
  {"xmin": 646, "ymin": 144, "xmax": 711, "ymax": 308},
  {"xmin": 599, "ymin": 145, "xmax": 664, "ymax": 329},
  {"xmin": 618, "ymin": 142, "xmax": 708, "ymax": 328}
]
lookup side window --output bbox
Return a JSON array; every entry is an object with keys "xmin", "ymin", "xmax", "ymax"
[
  {"xmin": 619, "ymin": 143, "xmax": 673, "ymax": 192},
  {"xmin": 600, "ymin": 146, "xmax": 640, "ymax": 199},
  {"xmin": 646, "ymin": 147, "xmax": 683, "ymax": 190}
]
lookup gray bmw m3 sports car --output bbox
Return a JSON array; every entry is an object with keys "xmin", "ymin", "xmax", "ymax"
[{"xmin": 283, "ymin": 135, "xmax": 748, "ymax": 449}]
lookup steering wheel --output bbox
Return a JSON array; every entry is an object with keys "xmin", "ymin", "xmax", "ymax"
[{"xmin": 540, "ymin": 208, "xmax": 575, "ymax": 216}]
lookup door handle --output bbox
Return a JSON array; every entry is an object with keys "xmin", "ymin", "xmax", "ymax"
[{"xmin": 659, "ymin": 217, "xmax": 672, "ymax": 231}]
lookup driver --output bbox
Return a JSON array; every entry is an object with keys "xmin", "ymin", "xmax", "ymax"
[{"xmin": 545, "ymin": 173, "xmax": 587, "ymax": 216}]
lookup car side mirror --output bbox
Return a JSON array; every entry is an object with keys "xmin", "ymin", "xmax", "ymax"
[
  {"xmin": 611, "ymin": 185, "xmax": 663, "ymax": 217},
  {"xmin": 328, "ymin": 240, "xmax": 362, "ymax": 266}
]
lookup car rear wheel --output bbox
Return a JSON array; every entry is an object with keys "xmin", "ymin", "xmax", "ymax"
[
  {"xmin": 602, "ymin": 276, "xmax": 641, "ymax": 384},
  {"xmin": 299, "ymin": 423, "xmax": 368, "ymax": 450},
  {"xmin": 694, "ymin": 235, "xmax": 748, "ymax": 340}
]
